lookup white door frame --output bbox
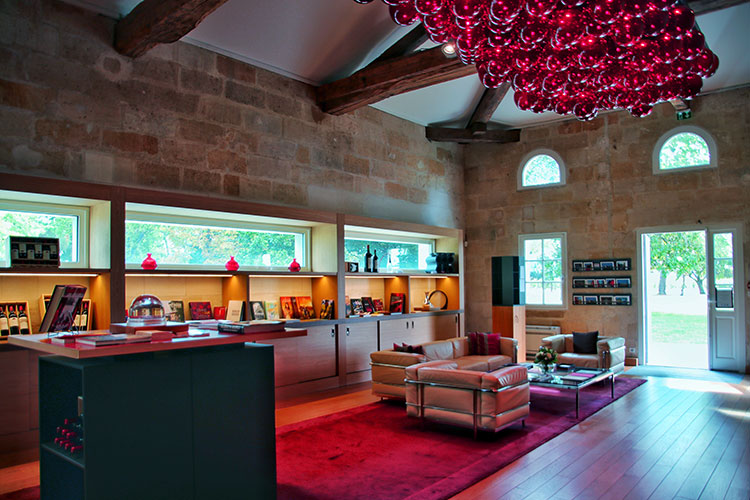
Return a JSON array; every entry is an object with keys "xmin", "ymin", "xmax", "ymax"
[{"xmin": 636, "ymin": 223, "xmax": 745, "ymax": 372}]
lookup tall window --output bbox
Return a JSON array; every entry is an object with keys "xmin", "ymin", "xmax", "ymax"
[
  {"xmin": 518, "ymin": 150, "xmax": 565, "ymax": 189},
  {"xmin": 519, "ymin": 233, "xmax": 566, "ymax": 307},
  {"xmin": 0, "ymin": 202, "xmax": 88, "ymax": 267},
  {"xmin": 344, "ymin": 234, "xmax": 434, "ymax": 272},
  {"xmin": 125, "ymin": 212, "xmax": 308, "ymax": 270},
  {"xmin": 654, "ymin": 126, "xmax": 717, "ymax": 173}
]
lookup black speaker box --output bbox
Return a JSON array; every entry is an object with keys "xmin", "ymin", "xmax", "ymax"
[{"xmin": 491, "ymin": 256, "xmax": 525, "ymax": 306}]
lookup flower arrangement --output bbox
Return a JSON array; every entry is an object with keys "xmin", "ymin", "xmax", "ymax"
[{"xmin": 535, "ymin": 346, "xmax": 558, "ymax": 373}]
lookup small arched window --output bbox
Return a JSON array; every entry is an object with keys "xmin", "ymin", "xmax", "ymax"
[
  {"xmin": 518, "ymin": 150, "xmax": 566, "ymax": 190},
  {"xmin": 653, "ymin": 126, "xmax": 717, "ymax": 173}
]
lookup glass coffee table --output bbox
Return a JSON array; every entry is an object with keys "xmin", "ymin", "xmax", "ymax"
[{"xmin": 526, "ymin": 365, "xmax": 614, "ymax": 418}]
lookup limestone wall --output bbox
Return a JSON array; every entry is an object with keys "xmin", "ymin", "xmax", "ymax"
[
  {"xmin": 464, "ymin": 88, "xmax": 750, "ymax": 370},
  {"xmin": 0, "ymin": 0, "xmax": 464, "ymax": 229}
]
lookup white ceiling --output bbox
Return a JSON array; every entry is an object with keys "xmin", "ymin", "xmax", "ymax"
[{"xmin": 66, "ymin": 0, "xmax": 750, "ymax": 128}]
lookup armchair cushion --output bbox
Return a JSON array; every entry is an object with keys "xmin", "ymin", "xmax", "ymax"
[
  {"xmin": 370, "ymin": 350, "xmax": 426, "ymax": 367},
  {"xmin": 573, "ymin": 331, "xmax": 599, "ymax": 354},
  {"xmin": 393, "ymin": 342, "xmax": 424, "ymax": 354},
  {"xmin": 467, "ymin": 332, "xmax": 502, "ymax": 355}
]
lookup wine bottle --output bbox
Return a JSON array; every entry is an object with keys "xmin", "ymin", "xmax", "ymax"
[
  {"xmin": 8, "ymin": 305, "xmax": 20, "ymax": 336},
  {"xmin": 364, "ymin": 245, "xmax": 373, "ymax": 273},
  {"xmin": 0, "ymin": 306, "xmax": 9, "ymax": 336},
  {"xmin": 18, "ymin": 305, "xmax": 30, "ymax": 335},
  {"xmin": 373, "ymin": 250, "xmax": 379, "ymax": 273},
  {"xmin": 78, "ymin": 302, "xmax": 88, "ymax": 330}
]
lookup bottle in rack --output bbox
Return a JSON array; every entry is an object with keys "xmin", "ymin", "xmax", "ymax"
[
  {"xmin": 364, "ymin": 245, "xmax": 373, "ymax": 273},
  {"xmin": 0, "ymin": 306, "xmax": 9, "ymax": 336},
  {"xmin": 373, "ymin": 250, "xmax": 379, "ymax": 273},
  {"xmin": 18, "ymin": 305, "xmax": 30, "ymax": 335},
  {"xmin": 78, "ymin": 301, "xmax": 88, "ymax": 330},
  {"xmin": 8, "ymin": 305, "xmax": 20, "ymax": 336},
  {"xmin": 386, "ymin": 253, "xmax": 393, "ymax": 273}
]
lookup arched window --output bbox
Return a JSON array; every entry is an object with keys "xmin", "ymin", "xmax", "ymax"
[
  {"xmin": 653, "ymin": 126, "xmax": 717, "ymax": 173},
  {"xmin": 518, "ymin": 150, "xmax": 566, "ymax": 190}
]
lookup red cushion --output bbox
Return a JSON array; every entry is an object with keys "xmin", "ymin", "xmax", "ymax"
[
  {"xmin": 393, "ymin": 342, "xmax": 424, "ymax": 354},
  {"xmin": 467, "ymin": 332, "xmax": 501, "ymax": 355}
]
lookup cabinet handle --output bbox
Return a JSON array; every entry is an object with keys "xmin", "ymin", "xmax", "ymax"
[
  {"xmin": 411, "ymin": 321, "xmax": 414, "ymax": 328},
  {"xmin": 406, "ymin": 321, "xmax": 409, "ymax": 329},
  {"xmin": 330, "ymin": 328, "xmax": 335, "ymax": 338},
  {"xmin": 346, "ymin": 327, "xmax": 350, "ymax": 337}
]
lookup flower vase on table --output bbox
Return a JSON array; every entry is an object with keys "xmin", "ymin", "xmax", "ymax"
[{"xmin": 534, "ymin": 346, "xmax": 559, "ymax": 376}]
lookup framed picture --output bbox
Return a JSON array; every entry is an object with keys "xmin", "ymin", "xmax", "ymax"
[
  {"xmin": 616, "ymin": 260, "xmax": 631, "ymax": 270},
  {"xmin": 320, "ymin": 299, "xmax": 335, "ymax": 320},
  {"xmin": 345, "ymin": 261, "xmax": 359, "ymax": 273},
  {"xmin": 213, "ymin": 306, "xmax": 227, "ymax": 320},
  {"xmin": 616, "ymin": 278, "xmax": 631, "ymax": 288},
  {"xmin": 572, "ymin": 295, "xmax": 584, "ymax": 305},
  {"xmin": 583, "ymin": 261, "xmax": 594, "ymax": 271},
  {"xmin": 373, "ymin": 298, "xmax": 384, "ymax": 312},
  {"xmin": 615, "ymin": 295, "xmax": 632, "ymax": 306},
  {"xmin": 250, "ymin": 301, "xmax": 266, "ymax": 320},
  {"xmin": 296, "ymin": 296, "xmax": 315, "ymax": 319},
  {"xmin": 599, "ymin": 295, "xmax": 614, "ymax": 305},
  {"xmin": 573, "ymin": 261, "xmax": 584, "ymax": 272},
  {"xmin": 595, "ymin": 279, "xmax": 607, "ymax": 288},
  {"xmin": 361, "ymin": 296, "xmax": 375, "ymax": 313},
  {"xmin": 584, "ymin": 295, "xmax": 598, "ymax": 305},
  {"xmin": 189, "ymin": 301, "xmax": 212, "ymax": 320},
  {"xmin": 345, "ymin": 296, "xmax": 352, "ymax": 317}
]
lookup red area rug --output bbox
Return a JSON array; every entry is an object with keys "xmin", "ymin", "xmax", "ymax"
[
  {"xmin": 277, "ymin": 377, "xmax": 645, "ymax": 500},
  {"xmin": 0, "ymin": 377, "xmax": 645, "ymax": 500}
]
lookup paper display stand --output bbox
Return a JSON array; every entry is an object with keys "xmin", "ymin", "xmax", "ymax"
[{"xmin": 40, "ymin": 295, "xmax": 92, "ymax": 330}]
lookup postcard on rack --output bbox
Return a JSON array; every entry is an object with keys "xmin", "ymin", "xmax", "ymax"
[
  {"xmin": 279, "ymin": 296, "xmax": 296, "ymax": 319},
  {"xmin": 320, "ymin": 299, "xmax": 335, "ymax": 320},
  {"xmin": 389, "ymin": 293, "xmax": 405, "ymax": 314},
  {"xmin": 351, "ymin": 298, "xmax": 364, "ymax": 315},
  {"xmin": 361, "ymin": 296, "xmax": 375, "ymax": 313},
  {"xmin": 166, "ymin": 300, "xmax": 185, "ymax": 322},
  {"xmin": 373, "ymin": 298, "xmax": 384, "ymax": 312},
  {"xmin": 250, "ymin": 301, "xmax": 266, "ymax": 320}
]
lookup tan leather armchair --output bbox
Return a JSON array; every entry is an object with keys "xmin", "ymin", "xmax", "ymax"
[
  {"xmin": 541, "ymin": 334, "xmax": 626, "ymax": 373},
  {"xmin": 370, "ymin": 336, "xmax": 518, "ymax": 399},
  {"xmin": 405, "ymin": 364, "xmax": 529, "ymax": 438}
]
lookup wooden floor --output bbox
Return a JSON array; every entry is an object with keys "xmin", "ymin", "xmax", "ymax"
[{"xmin": 1, "ymin": 373, "xmax": 748, "ymax": 499}]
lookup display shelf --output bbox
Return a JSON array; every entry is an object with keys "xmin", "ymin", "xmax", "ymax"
[
  {"xmin": 41, "ymin": 442, "xmax": 84, "ymax": 469},
  {"xmin": 345, "ymin": 272, "xmax": 458, "ymax": 278},
  {"xmin": 0, "ymin": 268, "xmax": 108, "ymax": 276},
  {"xmin": 124, "ymin": 269, "xmax": 336, "ymax": 277}
]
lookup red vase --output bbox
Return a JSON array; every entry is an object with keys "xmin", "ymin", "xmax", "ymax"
[
  {"xmin": 225, "ymin": 256, "xmax": 240, "ymax": 271},
  {"xmin": 288, "ymin": 258, "xmax": 301, "ymax": 272},
  {"xmin": 141, "ymin": 253, "xmax": 157, "ymax": 270}
]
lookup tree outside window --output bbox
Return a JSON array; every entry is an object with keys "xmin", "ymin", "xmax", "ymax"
[
  {"xmin": 659, "ymin": 132, "xmax": 710, "ymax": 170},
  {"xmin": 521, "ymin": 234, "xmax": 565, "ymax": 306}
]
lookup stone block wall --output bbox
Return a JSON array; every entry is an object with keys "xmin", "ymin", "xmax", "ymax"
[
  {"xmin": 0, "ymin": 0, "xmax": 464, "ymax": 229},
  {"xmin": 464, "ymin": 88, "xmax": 750, "ymax": 369}
]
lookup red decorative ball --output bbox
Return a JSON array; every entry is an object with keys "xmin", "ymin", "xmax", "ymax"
[
  {"xmin": 415, "ymin": 0, "xmax": 444, "ymax": 16},
  {"xmin": 389, "ymin": 3, "xmax": 419, "ymax": 25}
]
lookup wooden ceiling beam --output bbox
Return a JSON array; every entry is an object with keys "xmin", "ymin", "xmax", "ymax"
[
  {"xmin": 115, "ymin": 0, "xmax": 230, "ymax": 58},
  {"xmin": 317, "ymin": 45, "xmax": 474, "ymax": 115},
  {"xmin": 425, "ymin": 127, "xmax": 520, "ymax": 144},
  {"xmin": 688, "ymin": 0, "xmax": 749, "ymax": 15},
  {"xmin": 467, "ymin": 82, "xmax": 511, "ymax": 129}
]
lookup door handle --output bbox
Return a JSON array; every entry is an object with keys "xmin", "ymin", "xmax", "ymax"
[
  {"xmin": 330, "ymin": 328, "xmax": 335, "ymax": 338},
  {"xmin": 346, "ymin": 327, "xmax": 350, "ymax": 336}
]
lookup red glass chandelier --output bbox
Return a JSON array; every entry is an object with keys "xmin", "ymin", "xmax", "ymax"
[{"xmin": 354, "ymin": 0, "xmax": 718, "ymax": 120}]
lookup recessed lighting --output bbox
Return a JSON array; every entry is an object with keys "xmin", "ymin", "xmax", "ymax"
[{"xmin": 441, "ymin": 42, "xmax": 456, "ymax": 57}]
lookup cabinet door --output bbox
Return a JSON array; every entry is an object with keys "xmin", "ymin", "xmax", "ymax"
[
  {"xmin": 433, "ymin": 313, "xmax": 460, "ymax": 340},
  {"xmin": 263, "ymin": 336, "xmax": 298, "ymax": 387},
  {"xmin": 410, "ymin": 317, "xmax": 437, "ymax": 345},
  {"xmin": 295, "ymin": 325, "xmax": 337, "ymax": 383},
  {"xmin": 344, "ymin": 322, "xmax": 378, "ymax": 374},
  {"xmin": 378, "ymin": 318, "xmax": 411, "ymax": 349}
]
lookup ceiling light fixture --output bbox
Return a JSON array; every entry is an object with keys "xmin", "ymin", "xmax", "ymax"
[
  {"xmin": 442, "ymin": 41, "xmax": 458, "ymax": 56},
  {"xmin": 360, "ymin": 0, "xmax": 718, "ymax": 121}
]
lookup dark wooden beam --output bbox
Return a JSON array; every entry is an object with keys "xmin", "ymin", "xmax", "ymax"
[
  {"xmin": 425, "ymin": 127, "xmax": 520, "ymax": 144},
  {"xmin": 374, "ymin": 25, "xmax": 430, "ymax": 63},
  {"xmin": 115, "ymin": 0, "xmax": 230, "ymax": 58},
  {"xmin": 688, "ymin": 0, "xmax": 748, "ymax": 15},
  {"xmin": 467, "ymin": 82, "xmax": 511, "ymax": 129},
  {"xmin": 317, "ymin": 46, "xmax": 474, "ymax": 115}
]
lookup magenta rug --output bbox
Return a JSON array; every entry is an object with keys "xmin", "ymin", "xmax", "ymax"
[
  {"xmin": 0, "ymin": 377, "xmax": 645, "ymax": 500},
  {"xmin": 276, "ymin": 376, "xmax": 646, "ymax": 500}
]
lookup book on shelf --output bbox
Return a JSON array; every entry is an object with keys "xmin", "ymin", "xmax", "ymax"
[
  {"xmin": 226, "ymin": 300, "xmax": 245, "ymax": 322},
  {"xmin": 216, "ymin": 320, "xmax": 285, "ymax": 335},
  {"xmin": 389, "ymin": 293, "xmax": 405, "ymax": 314},
  {"xmin": 279, "ymin": 296, "xmax": 297, "ymax": 319},
  {"xmin": 320, "ymin": 299, "xmax": 334, "ymax": 320},
  {"xmin": 350, "ymin": 298, "xmax": 364, "ymax": 315},
  {"xmin": 296, "ymin": 296, "xmax": 315, "ymax": 319},
  {"xmin": 188, "ymin": 301, "xmax": 213, "ymax": 320},
  {"xmin": 166, "ymin": 300, "xmax": 185, "ymax": 322},
  {"xmin": 264, "ymin": 301, "xmax": 279, "ymax": 320},
  {"xmin": 250, "ymin": 301, "xmax": 266, "ymax": 320},
  {"xmin": 361, "ymin": 297, "xmax": 375, "ymax": 314},
  {"xmin": 39, "ymin": 285, "xmax": 87, "ymax": 333}
]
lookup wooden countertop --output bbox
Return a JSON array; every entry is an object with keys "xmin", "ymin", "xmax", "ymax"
[{"xmin": 8, "ymin": 328, "xmax": 306, "ymax": 359}]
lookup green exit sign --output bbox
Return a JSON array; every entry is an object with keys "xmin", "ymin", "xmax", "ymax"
[{"xmin": 677, "ymin": 110, "xmax": 692, "ymax": 120}]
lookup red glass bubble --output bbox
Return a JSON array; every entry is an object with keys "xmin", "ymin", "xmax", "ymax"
[
  {"xmin": 554, "ymin": 27, "xmax": 582, "ymax": 50},
  {"xmin": 546, "ymin": 51, "xmax": 572, "ymax": 71},
  {"xmin": 513, "ymin": 90, "xmax": 532, "ymax": 110},
  {"xmin": 415, "ymin": 0, "xmax": 444, "ymax": 16},
  {"xmin": 514, "ymin": 49, "xmax": 540, "ymax": 71},
  {"xmin": 525, "ymin": 0, "xmax": 556, "ymax": 18},
  {"xmin": 681, "ymin": 29, "xmax": 705, "ymax": 59},
  {"xmin": 542, "ymin": 73, "xmax": 567, "ymax": 95},
  {"xmin": 389, "ymin": 4, "xmax": 419, "ymax": 25},
  {"xmin": 646, "ymin": 0, "xmax": 676, "ymax": 10},
  {"xmin": 454, "ymin": 0, "xmax": 484, "ymax": 18},
  {"xmin": 520, "ymin": 22, "xmax": 548, "ymax": 46},
  {"xmin": 454, "ymin": 14, "xmax": 483, "ymax": 29},
  {"xmin": 578, "ymin": 46, "xmax": 607, "ymax": 68},
  {"xmin": 621, "ymin": 0, "xmax": 650, "ymax": 17},
  {"xmin": 426, "ymin": 29, "xmax": 451, "ymax": 43},
  {"xmin": 573, "ymin": 100, "xmax": 598, "ymax": 120},
  {"xmin": 586, "ymin": 20, "xmax": 611, "ymax": 38},
  {"xmin": 591, "ymin": 0, "xmax": 623, "ymax": 25},
  {"xmin": 482, "ymin": 71, "xmax": 505, "ymax": 88},
  {"xmin": 560, "ymin": 0, "xmax": 585, "ymax": 7},
  {"xmin": 641, "ymin": 6, "xmax": 668, "ymax": 37},
  {"xmin": 422, "ymin": 8, "xmax": 452, "ymax": 30},
  {"xmin": 666, "ymin": 5, "xmax": 695, "ymax": 37},
  {"xmin": 490, "ymin": 0, "xmax": 524, "ymax": 23},
  {"xmin": 530, "ymin": 95, "xmax": 550, "ymax": 113},
  {"xmin": 655, "ymin": 32, "xmax": 681, "ymax": 63},
  {"xmin": 382, "ymin": 0, "xmax": 407, "ymax": 5},
  {"xmin": 554, "ymin": 98, "xmax": 574, "ymax": 114},
  {"xmin": 681, "ymin": 74, "xmax": 702, "ymax": 97},
  {"xmin": 611, "ymin": 14, "xmax": 645, "ymax": 46},
  {"xmin": 488, "ymin": 30, "xmax": 514, "ymax": 47},
  {"xmin": 555, "ymin": 8, "xmax": 580, "ymax": 28}
]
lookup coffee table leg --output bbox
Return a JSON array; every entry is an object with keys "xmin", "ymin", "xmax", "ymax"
[
  {"xmin": 610, "ymin": 373, "xmax": 614, "ymax": 398},
  {"xmin": 576, "ymin": 389, "xmax": 579, "ymax": 419}
]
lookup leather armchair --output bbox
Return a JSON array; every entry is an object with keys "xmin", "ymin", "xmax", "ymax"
[{"xmin": 541, "ymin": 334, "xmax": 626, "ymax": 373}]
